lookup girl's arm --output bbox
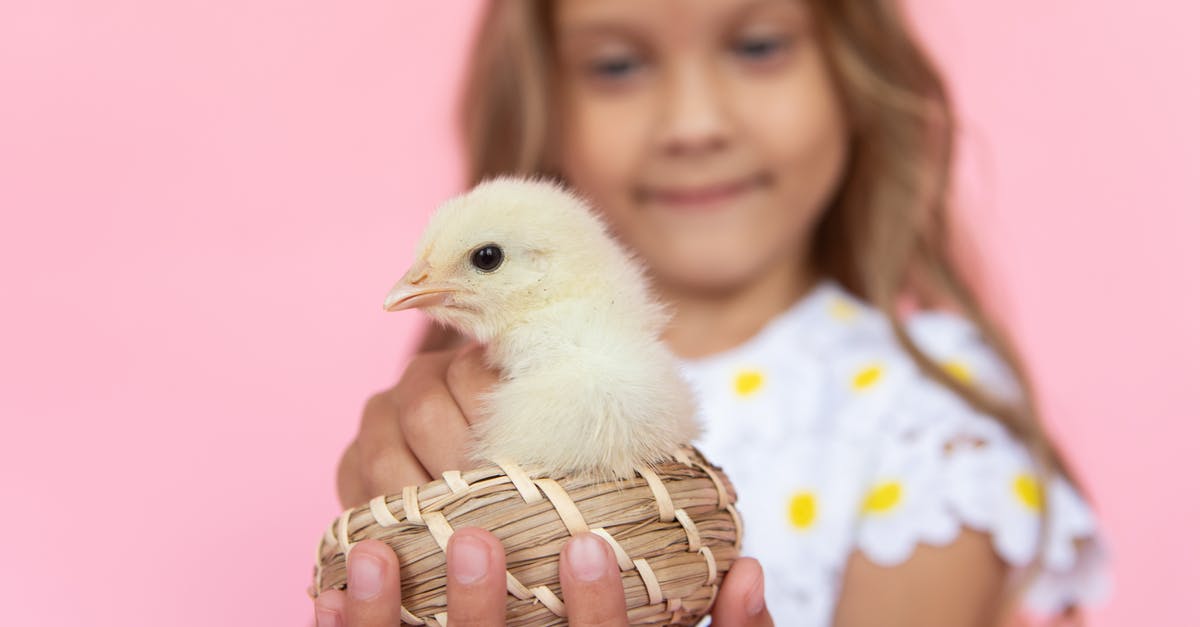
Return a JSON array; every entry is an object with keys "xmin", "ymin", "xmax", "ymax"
[{"xmin": 832, "ymin": 529, "xmax": 1008, "ymax": 627}]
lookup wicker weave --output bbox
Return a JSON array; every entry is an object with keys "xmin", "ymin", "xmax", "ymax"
[{"xmin": 309, "ymin": 446, "xmax": 742, "ymax": 626}]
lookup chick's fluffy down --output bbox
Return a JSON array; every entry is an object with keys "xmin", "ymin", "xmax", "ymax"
[{"xmin": 471, "ymin": 298, "xmax": 700, "ymax": 481}]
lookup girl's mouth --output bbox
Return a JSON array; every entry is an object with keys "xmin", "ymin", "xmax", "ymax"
[{"xmin": 637, "ymin": 172, "xmax": 772, "ymax": 210}]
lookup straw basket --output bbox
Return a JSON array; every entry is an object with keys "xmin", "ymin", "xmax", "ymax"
[{"xmin": 308, "ymin": 445, "xmax": 742, "ymax": 626}]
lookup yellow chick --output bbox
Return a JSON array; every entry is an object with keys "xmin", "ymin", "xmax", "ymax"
[{"xmin": 383, "ymin": 177, "xmax": 700, "ymax": 480}]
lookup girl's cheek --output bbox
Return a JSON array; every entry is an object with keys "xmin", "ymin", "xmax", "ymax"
[
  {"xmin": 733, "ymin": 46, "xmax": 848, "ymax": 183},
  {"xmin": 565, "ymin": 97, "xmax": 654, "ymax": 192}
]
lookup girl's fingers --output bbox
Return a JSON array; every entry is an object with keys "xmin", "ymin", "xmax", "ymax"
[
  {"xmin": 350, "ymin": 344, "xmax": 492, "ymax": 510},
  {"xmin": 710, "ymin": 558, "xmax": 774, "ymax": 627},
  {"xmin": 397, "ymin": 381, "xmax": 474, "ymax": 475},
  {"xmin": 343, "ymin": 539, "xmax": 405, "ymax": 627},
  {"xmin": 446, "ymin": 528, "xmax": 509, "ymax": 626},
  {"xmin": 560, "ymin": 533, "xmax": 629, "ymax": 627},
  {"xmin": 444, "ymin": 343, "xmax": 502, "ymax": 426},
  {"xmin": 313, "ymin": 589, "xmax": 345, "ymax": 627},
  {"xmin": 350, "ymin": 394, "xmax": 431, "ymax": 501},
  {"xmin": 392, "ymin": 350, "xmax": 476, "ymax": 475}
]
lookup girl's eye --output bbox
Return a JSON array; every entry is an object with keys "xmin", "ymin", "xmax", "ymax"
[
  {"xmin": 733, "ymin": 36, "xmax": 788, "ymax": 61},
  {"xmin": 588, "ymin": 55, "xmax": 643, "ymax": 80}
]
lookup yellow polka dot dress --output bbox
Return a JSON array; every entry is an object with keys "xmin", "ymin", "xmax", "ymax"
[{"xmin": 677, "ymin": 280, "xmax": 1109, "ymax": 624}]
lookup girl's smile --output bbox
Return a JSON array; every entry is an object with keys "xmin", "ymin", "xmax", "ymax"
[{"xmin": 636, "ymin": 171, "xmax": 774, "ymax": 212}]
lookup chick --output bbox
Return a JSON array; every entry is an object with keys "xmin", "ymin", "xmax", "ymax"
[{"xmin": 383, "ymin": 177, "xmax": 700, "ymax": 480}]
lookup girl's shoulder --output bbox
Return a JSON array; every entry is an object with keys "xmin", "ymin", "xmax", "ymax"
[
  {"xmin": 817, "ymin": 283, "xmax": 1111, "ymax": 614},
  {"xmin": 679, "ymin": 280, "xmax": 1110, "ymax": 617}
]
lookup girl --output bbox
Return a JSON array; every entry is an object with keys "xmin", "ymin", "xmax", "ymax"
[{"xmin": 315, "ymin": 0, "xmax": 1109, "ymax": 624}]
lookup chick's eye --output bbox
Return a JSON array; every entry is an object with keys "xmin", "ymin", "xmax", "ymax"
[{"xmin": 470, "ymin": 244, "xmax": 503, "ymax": 272}]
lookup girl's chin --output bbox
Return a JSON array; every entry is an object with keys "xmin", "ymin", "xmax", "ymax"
[{"xmin": 647, "ymin": 261, "xmax": 768, "ymax": 298}]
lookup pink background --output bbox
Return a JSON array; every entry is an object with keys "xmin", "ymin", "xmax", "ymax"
[{"xmin": 1, "ymin": 1, "xmax": 1195, "ymax": 625}]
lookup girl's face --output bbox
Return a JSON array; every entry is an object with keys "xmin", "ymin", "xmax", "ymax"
[{"xmin": 555, "ymin": 0, "xmax": 849, "ymax": 295}]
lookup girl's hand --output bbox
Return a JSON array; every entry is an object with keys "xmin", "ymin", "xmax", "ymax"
[
  {"xmin": 336, "ymin": 343, "xmax": 499, "ymax": 509},
  {"xmin": 312, "ymin": 530, "xmax": 774, "ymax": 626}
]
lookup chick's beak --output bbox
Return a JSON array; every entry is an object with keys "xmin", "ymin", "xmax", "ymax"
[{"xmin": 383, "ymin": 259, "xmax": 456, "ymax": 312}]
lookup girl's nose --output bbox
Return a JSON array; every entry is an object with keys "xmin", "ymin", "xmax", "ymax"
[{"xmin": 657, "ymin": 64, "xmax": 732, "ymax": 158}]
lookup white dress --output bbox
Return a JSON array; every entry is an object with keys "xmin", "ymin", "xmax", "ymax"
[{"xmin": 677, "ymin": 280, "xmax": 1109, "ymax": 625}]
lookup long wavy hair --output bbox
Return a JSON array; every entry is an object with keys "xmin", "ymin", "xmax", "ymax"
[{"xmin": 431, "ymin": 0, "xmax": 1090, "ymax": 620}]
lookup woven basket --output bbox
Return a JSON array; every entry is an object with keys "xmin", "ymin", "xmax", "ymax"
[{"xmin": 308, "ymin": 445, "xmax": 741, "ymax": 626}]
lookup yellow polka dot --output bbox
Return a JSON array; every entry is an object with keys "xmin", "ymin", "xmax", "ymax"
[
  {"xmin": 733, "ymin": 369, "xmax": 765, "ymax": 397},
  {"xmin": 829, "ymin": 298, "xmax": 858, "ymax": 321},
  {"xmin": 788, "ymin": 491, "xmax": 818, "ymax": 529},
  {"xmin": 943, "ymin": 360, "xmax": 973, "ymax": 384},
  {"xmin": 851, "ymin": 363, "xmax": 884, "ymax": 391},
  {"xmin": 1012, "ymin": 473, "xmax": 1043, "ymax": 512},
  {"xmin": 862, "ymin": 481, "xmax": 903, "ymax": 515}
]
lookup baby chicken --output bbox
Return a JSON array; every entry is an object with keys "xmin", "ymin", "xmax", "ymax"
[{"xmin": 383, "ymin": 177, "xmax": 699, "ymax": 480}]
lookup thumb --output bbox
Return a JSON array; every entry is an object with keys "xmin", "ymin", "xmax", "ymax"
[{"xmin": 710, "ymin": 558, "xmax": 774, "ymax": 627}]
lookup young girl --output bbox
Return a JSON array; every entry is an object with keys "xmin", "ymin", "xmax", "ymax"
[{"xmin": 315, "ymin": 0, "xmax": 1108, "ymax": 624}]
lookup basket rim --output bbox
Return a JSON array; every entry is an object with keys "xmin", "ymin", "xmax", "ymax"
[{"xmin": 310, "ymin": 445, "xmax": 742, "ymax": 626}]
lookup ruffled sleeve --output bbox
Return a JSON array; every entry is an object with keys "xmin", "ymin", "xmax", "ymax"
[{"xmin": 850, "ymin": 311, "xmax": 1111, "ymax": 615}]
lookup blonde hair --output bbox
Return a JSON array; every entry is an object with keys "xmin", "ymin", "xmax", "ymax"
[{"xmin": 442, "ymin": 0, "xmax": 1089, "ymax": 619}]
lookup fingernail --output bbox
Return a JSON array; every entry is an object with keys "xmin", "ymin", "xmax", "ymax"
[
  {"xmin": 746, "ymin": 568, "xmax": 765, "ymax": 616},
  {"xmin": 566, "ymin": 533, "xmax": 609, "ymax": 582},
  {"xmin": 348, "ymin": 545, "xmax": 384, "ymax": 600},
  {"xmin": 315, "ymin": 607, "xmax": 340, "ymax": 627},
  {"xmin": 449, "ymin": 533, "xmax": 490, "ymax": 584}
]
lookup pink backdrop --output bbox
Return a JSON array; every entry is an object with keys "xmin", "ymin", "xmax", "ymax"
[{"xmin": 1, "ymin": 1, "xmax": 1194, "ymax": 625}]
